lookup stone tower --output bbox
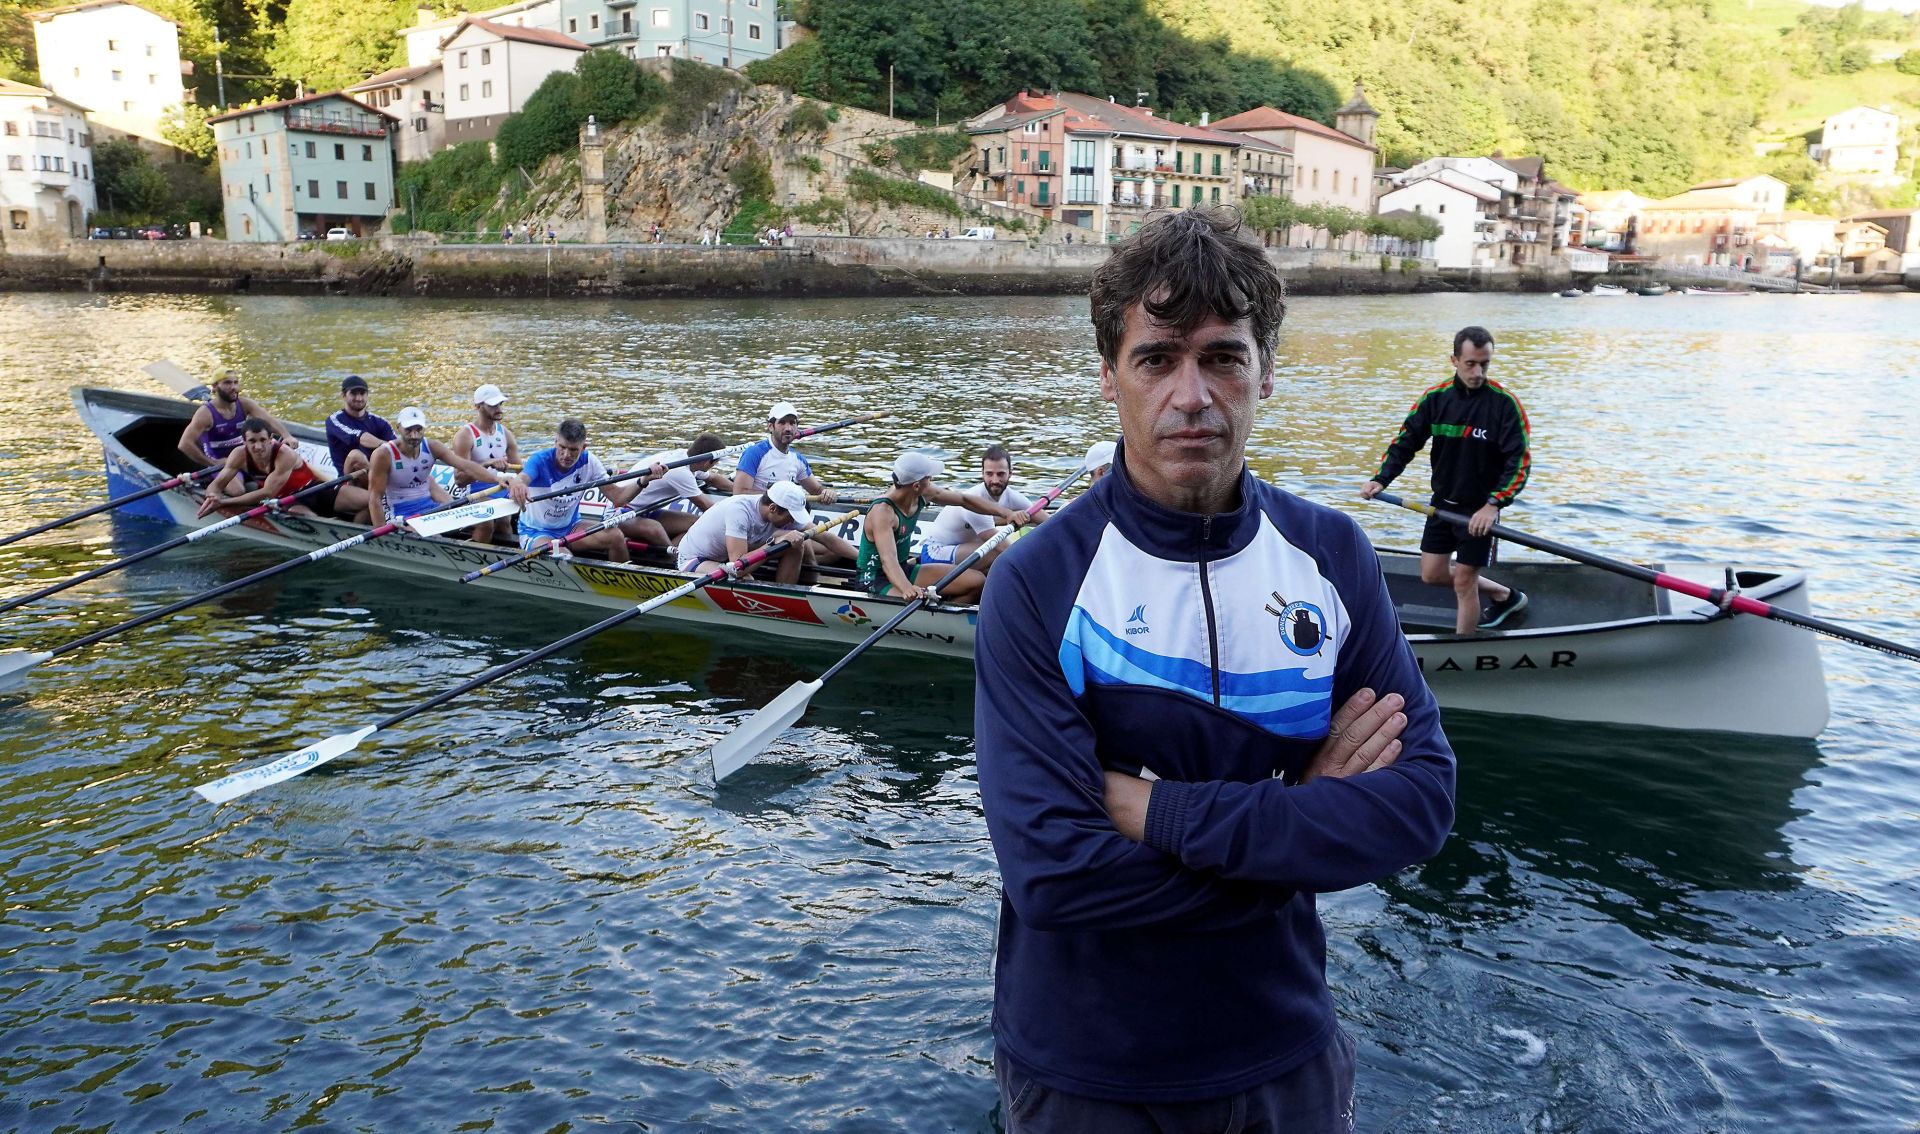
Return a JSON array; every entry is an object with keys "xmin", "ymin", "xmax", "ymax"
[
  {"xmin": 1335, "ymin": 82, "xmax": 1379, "ymax": 148},
  {"xmin": 581, "ymin": 115, "xmax": 607, "ymax": 245}
]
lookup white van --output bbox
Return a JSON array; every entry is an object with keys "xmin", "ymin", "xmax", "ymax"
[{"xmin": 956, "ymin": 226, "xmax": 997, "ymax": 240}]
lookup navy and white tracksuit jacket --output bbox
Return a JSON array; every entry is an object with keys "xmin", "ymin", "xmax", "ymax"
[{"xmin": 975, "ymin": 446, "xmax": 1456, "ymax": 1103}]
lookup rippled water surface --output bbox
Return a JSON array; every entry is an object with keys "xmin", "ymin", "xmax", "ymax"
[{"xmin": 1, "ymin": 290, "xmax": 1917, "ymax": 1132}]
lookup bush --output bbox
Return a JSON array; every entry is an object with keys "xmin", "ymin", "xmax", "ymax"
[
  {"xmin": 729, "ymin": 148, "xmax": 775, "ymax": 200},
  {"xmin": 890, "ymin": 130, "xmax": 972, "ymax": 174},
  {"xmin": 575, "ymin": 48, "xmax": 644, "ymax": 124},
  {"xmin": 495, "ymin": 70, "xmax": 584, "ymax": 170},
  {"xmin": 1898, "ymin": 50, "xmax": 1920, "ymax": 76},
  {"xmin": 723, "ymin": 196, "xmax": 782, "ymax": 243},
  {"xmin": 799, "ymin": 155, "xmax": 824, "ymax": 174},
  {"xmin": 662, "ymin": 57, "xmax": 747, "ymax": 134},
  {"xmin": 744, "ymin": 38, "xmax": 826, "ymax": 95},
  {"xmin": 397, "ymin": 142, "xmax": 510, "ymax": 233},
  {"xmin": 845, "ymin": 167, "xmax": 966, "ymax": 218},
  {"xmin": 785, "ymin": 101, "xmax": 832, "ymax": 137}
]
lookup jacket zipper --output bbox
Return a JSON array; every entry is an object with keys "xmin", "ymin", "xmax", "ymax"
[{"xmin": 1198, "ymin": 513, "xmax": 1221, "ymax": 705}]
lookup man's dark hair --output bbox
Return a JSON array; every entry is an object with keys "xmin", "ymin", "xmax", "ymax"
[
  {"xmin": 689, "ymin": 432, "xmax": 725, "ymax": 457},
  {"xmin": 1090, "ymin": 207, "xmax": 1285, "ymax": 373},
  {"xmin": 1452, "ymin": 326, "xmax": 1495, "ymax": 356},
  {"xmin": 241, "ymin": 416, "xmax": 272, "ymax": 435},
  {"xmin": 982, "ymin": 444, "xmax": 1011, "ymax": 467},
  {"xmin": 557, "ymin": 418, "xmax": 588, "ymax": 444}
]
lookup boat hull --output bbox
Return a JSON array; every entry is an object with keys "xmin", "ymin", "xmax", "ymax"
[{"xmin": 68, "ymin": 386, "xmax": 1831, "ymax": 738}]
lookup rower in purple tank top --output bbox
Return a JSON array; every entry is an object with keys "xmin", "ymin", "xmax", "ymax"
[{"xmin": 175, "ymin": 370, "xmax": 295, "ymax": 471}]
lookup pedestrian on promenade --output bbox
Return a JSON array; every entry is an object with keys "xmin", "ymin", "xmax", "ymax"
[
  {"xmin": 975, "ymin": 207, "xmax": 1457, "ymax": 1132},
  {"xmin": 1360, "ymin": 325, "xmax": 1531, "ymax": 633}
]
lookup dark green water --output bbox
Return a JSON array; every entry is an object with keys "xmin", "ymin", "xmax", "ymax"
[{"xmin": 0, "ymin": 291, "xmax": 1916, "ymax": 1131}]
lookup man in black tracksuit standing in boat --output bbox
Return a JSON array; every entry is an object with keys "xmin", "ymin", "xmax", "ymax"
[{"xmin": 1362, "ymin": 325, "xmax": 1531, "ymax": 634}]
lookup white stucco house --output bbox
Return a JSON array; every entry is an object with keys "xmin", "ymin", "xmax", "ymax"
[
  {"xmin": 440, "ymin": 17, "xmax": 589, "ymax": 146},
  {"xmin": 30, "ymin": 0, "xmax": 186, "ymax": 155},
  {"xmin": 0, "ymin": 78, "xmax": 97, "ymax": 241}
]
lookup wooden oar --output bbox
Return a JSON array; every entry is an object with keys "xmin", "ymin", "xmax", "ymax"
[
  {"xmin": 1372, "ymin": 492, "xmax": 1920, "ymax": 662},
  {"xmin": 0, "ymin": 472, "xmax": 356, "ymax": 615},
  {"xmin": 457, "ymin": 506, "xmax": 638, "ymax": 582},
  {"xmin": 710, "ymin": 463, "xmax": 1087, "ymax": 781},
  {"xmin": 0, "ymin": 483, "xmax": 507, "ymax": 692},
  {"xmin": 142, "ymin": 359, "xmax": 210, "ymax": 400},
  {"xmin": 191, "ymin": 510, "xmax": 858, "ymax": 804},
  {"xmin": 407, "ymin": 412, "xmax": 889, "ymax": 538},
  {"xmin": 0, "ymin": 466, "xmax": 221, "ymax": 550}
]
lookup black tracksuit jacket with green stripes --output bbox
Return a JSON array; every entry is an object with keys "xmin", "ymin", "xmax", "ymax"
[{"xmin": 1372, "ymin": 376, "xmax": 1531, "ymax": 509}]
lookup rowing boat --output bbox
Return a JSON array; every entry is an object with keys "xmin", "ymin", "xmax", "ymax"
[{"xmin": 61, "ymin": 386, "xmax": 1831, "ymax": 738}]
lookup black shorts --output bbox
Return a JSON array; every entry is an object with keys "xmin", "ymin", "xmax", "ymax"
[
  {"xmin": 302, "ymin": 483, "xmax": 340, "ymax": 516},
  {"xmin": 1420, "ymin": 501, "xmax": 1496, "ymax": 569}
]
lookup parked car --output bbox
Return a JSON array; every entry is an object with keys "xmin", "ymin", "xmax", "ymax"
[
  {"xmin": 137, "ymin": 225, "xmax": 166, "ymax": 241},
  {"xmin": 89, "ymin": 226, "xmax": 112, "ymax": 239},
  {"xmin": 325, "ymin": 227, "xmax": 354, "ymax": 242},
  {"xmin": 955, "ymin": 226, "xmax": 997, "ymax": 240},
  {"xmin": 168, "ymin": 223, "xmax": 188, "ymax": 240},
  {"xmin": 297, "ymin": 230, "xmax": 318, "ymax": 241},
  {"xmin": 110, "ymin": 227, "xmax": 132, "ymax": 240}
]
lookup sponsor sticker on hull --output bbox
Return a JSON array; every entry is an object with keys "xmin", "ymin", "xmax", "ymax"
[{"xmin": 707, "ymin": 587, "xmax": 825, "ymax": 624}]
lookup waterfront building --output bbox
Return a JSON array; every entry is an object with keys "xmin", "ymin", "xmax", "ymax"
[
  {"xmin": 209, "ymin": 93, "xmax": 397, "ymax": 242},
  {"xmin": 1578, "ymin": 189, "xmax": 1654, "ymax": 253},
  {"xmin": 1390, "ymin": 154, "xmax": 1574, "ymax": 267},
  {"xmin": 1754, "ymin": 210, "xmax": 1841, "ymax": 268},
  {"xmin": 1834, "ymin": 217, "xmax": 1895, "ymax": 275},
  {"xmin": 346, "ymin": 63, "xmax": 445, "ymax": 164},
  {"xmin": 29, "ymin": 0, "xmax": 186, "ymax": 157},
  {"xmin": 0, "ymin": 78, "xmax": 96, "ymax": 241},
  {"xmin": 1813, "ymin": 106, "xmax": 1900, "ymax": 177},
  {"xmin": 1846, "ymin": 208, "xmax": 1920, "ymax": 272},
  {"xmin": 1637, "ymin": 176, "xmax": 1787, "ymax": 266},
  {"xmin": 440, "ymin": 18, "xmax": 590, "ymax": 146},
  {"xmin": 405, "ymin": 0, "xmax": 792, "ymax": 71},
  {"xmin": 1376, "ymin": 168, "xmax": 1502, "ymax": 269},
  {"xmin": 1212, "ymin": 85, "xmax": 1377, "ymax": 249}
]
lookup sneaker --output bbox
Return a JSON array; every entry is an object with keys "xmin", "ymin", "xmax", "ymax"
[{"xmin": 1478, "ymin": 589, "xmax": 1528, "ymax": 630}]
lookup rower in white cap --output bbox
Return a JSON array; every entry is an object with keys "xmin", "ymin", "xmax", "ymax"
[
  {"xmin": 449, "ymin": 383, "xmax": 521, "ymax": 544},
  {"xmin": 366, "ymin": 405, "xmax": 510, "ymax": 525},
  {"xmin": 732, "ymin": 400, "xmax": 856, "ymax": 571},
  {"xmin": 677, "ymin": 480, "xmax": 816, "ymax": 585},
  {"xmin": 1084, "ymin": 439, "xmax": 1117, "ymax": 485},
  {"xmin": 856, "ymin": 451, "xmax": 1029, "ymax": 604}
]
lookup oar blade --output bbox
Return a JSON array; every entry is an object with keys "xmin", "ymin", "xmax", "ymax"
[
  {"xmin": 710, "ymin": 680, "xmax": 823, "ymax": 782},
  {"xmin": 0, "ymin": 651, "xmax": 54, "ymax": 692},
  {"xmin": 194, "ymin": 724, "xmax": 379, "ymax": 804},
  {"xmin": 407, "ymin": 497, "xmax": 518, "ymax": 537},
  {"xmin": 142, "ymin": 360, "xmax": 207, "ymax": 400}
]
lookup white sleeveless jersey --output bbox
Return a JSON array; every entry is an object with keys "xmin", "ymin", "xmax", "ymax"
[
  {"xmin": 466, "ymin": 421, "xmax": 509, "ymax": 467},
  {"xmin": 383, "ymin": 439, "xmax": 437, "ymax": 510}
]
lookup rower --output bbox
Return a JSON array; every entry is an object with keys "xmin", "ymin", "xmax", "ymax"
[
  {"xmin": 176, "ymin": 371, "xmax": 293, "ymax": 469},
  {"xmin": 677, "ymin": 481, "xmax": 814, "ymax": 585},
  {"xmin": 508, "ymin": 418, "xmax": 666, "ymax": 562},
  {"xmin": 367, "ymin": 406, "xmax": 506, "ymax": 526},
  {"xmin": 196, "ymin": 417, "xmax": 338, "ymax": 518},
  {"xmin": 1084, "ymin": 440, "xmax": 1117, "ymax": 486},
  {"xmin": 325, "ymin": 375, "xmax": 395, "ymax": 523},
  {"xmin": 617, "ymin": 432, "xmax": 727, "ymax": 551},
  {"xmin": 731, "ymin": 401, "xmax": 857, "ymax": 570},
  {"xmin": 449, "ymin": 383, "xmax": 520, "ymax": 543},
  {"xmin": 916, "ymin": 444, "xmax": 1047, "ymax": 576},
  {"xmin": 857, "ymin": 452, "xmax": 1028, "ymax": 604}
]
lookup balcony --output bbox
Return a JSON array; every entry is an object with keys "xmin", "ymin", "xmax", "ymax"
[{"xmin": 285, "ymin": 109, "xmax": 389, "ymax": 138}]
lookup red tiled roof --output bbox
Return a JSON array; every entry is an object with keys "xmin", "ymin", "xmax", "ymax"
[
  {"xmin": 447, "ymin": 16, "xmax": 589, "ymax": 51},
  {"xmin": 207, "ymin": 91, "xmax": 398, "ymax": 125},
  {"xmin": 1053, "ymin": 92, "xmax": 1244, "ymax": 147},
  {"xmin": 1209, "ymin": 105, "xmax": 1373, "ymax": 152},
  {"xmin": 347, "ymin": 62, "xmax": 441, "ymax": 91}
]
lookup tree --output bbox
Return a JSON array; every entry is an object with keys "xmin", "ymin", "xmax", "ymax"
[
  {"xmin": 93, "ymin": 140, "xmax": 172, "ymax": 217},
  {"xmin": 494, "ymin": 70, "xmax": 582, "ymax": 170},
  {"xmin": 267, "ymin": 0, "xmax": 413, "ymax": 93},
  {"xmin": 1899, "ymin": 50, "xmax": 1920, "ymax": 77},
  {"xmin": 161, "ymin": 103, "xmax": 217, "ymax": 163},
  {"xmin": 574, "ymin": 48, "xmax": 643, "ymax": 124}
]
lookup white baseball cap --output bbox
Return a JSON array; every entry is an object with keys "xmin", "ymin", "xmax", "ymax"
[
  {"xmin": 767, "ymin": 401, "xmax": 800, "ymax": 422},
  {"xmin": 892, "ymin": 451, "xmax": 944, "ymax": 485},
  {"xmin": 396, "ymin": 406, "xmax": 428, "ymax": 430},
  {"xmin": 765, "ymin": 480, "xmax": 812, "ymax": 525},
  {"xmin": 473, "ymin": 384, "xmax": 507, "ymax": 406},
  {"xmin": 1084, "ymin": 440, "xmax": 1117, "ymax": 471}
]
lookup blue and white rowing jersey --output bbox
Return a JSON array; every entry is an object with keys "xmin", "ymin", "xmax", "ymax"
[
  {"xmin": 519, "ymin": 447, "xmax": 609, "ymax": 535},
  {"xmin": 735, "ymin": 439, "xmax": 812, "ymax": 490},
  {"xmin": 380, "ymin": 439, "xmax": 437, "ymax": 517}
]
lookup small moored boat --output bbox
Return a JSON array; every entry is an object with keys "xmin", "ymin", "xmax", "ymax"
[
  {"xmin": 1590, "ymin": 283, "xmax": 1629, "ymax": 296},
  {"xmin": 60, "ymin": 386, "xmax": 1832, "ymax": 738},
  {"xmin": 1636, "ymin": 283, "xmax": 1671, "ymax": 296}
]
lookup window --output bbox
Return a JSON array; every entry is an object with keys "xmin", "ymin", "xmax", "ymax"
[
  {"xmin": 148, "ymin": 73, "xmax": 156, "ymax": 84},
  {"xmin": 4, "ymin": 156, "xmax": 19, "ymax": 171},
  {"xmin": 111, "ymin": 70, "xmax": 123, "ymax": 81},
  {"xmin": 245, "ymin": 141, "xmax": 252, "ymax": 158},
  {"xmin": 337, "ymin": 180, "xmax": 348, "ymax": 198},
  {"xmin": 621, "ymin": 12, "xmax": 631, "ymax": 31},
  {"xmin": 365, "ymin": 182, "xmax": 376, "ymax": 200},
  {"xmin": 334, "ymin": 143, "xmax": 345, "ymax": 159},
  {"xmin": 997, "ymin": 146, "xmax": 1005, "ymax": 166},
  {"xmin": 1311, "ymin": 169, "xmax": 1319, "ymax": 189},
  {"xmin": 414, "ymin": 117, "xmax": 427, "ymax": 132},
  {"xmin": 1174, "ymin": 152, "xmax": 1183, "ymax": 173},
  {"xmin": 309, "ymin": 178, "xmax": 319, "ymax": 197},
  {"xmin": 1038, "ymin": 151, "xmax": 1049, "ymax": 171},
  {"xmin": 695, "ymin": 13, "xmax": 709, "ymax": 29},
  {"xmin": 481, "ymin": 80, "xmax": 493, "ymax": 97},
  {"xmin": 68, "ymin": 127, "xmax": 74, "ymax": 143},
  {"xmin": 1019, "ymin": 147, "xmax": 1028, "ymax": 164},
  {"xmin": 123, "ymin": 101, "xmax": 133, "ymax": 112},
  {"xmin": 1016, "ymin": 180, "xmax": 1024, "ymax": 197},
  {"xmin": 1067, "ymin": 139, "xmax": 1096, "ymax": 204},
  {"xmin": 362, "ymin": 144, "xmax": 373, "ymax": 160},
  {"xmin": 458, "ymin": 51, "xmax": 468, "ymax": 68},
  {"xmin": 264, "ymin": 172, "xmax": 270, "ymax": 192},
  {"xmin": 658, "ymin": 45, "xmax": 671, "ymax": 57},
  {"xmin": 590, "ymin": 13, "xmax": 599, "ymax": 28},
  {"xmin": 1210, "ymin": 186, "xmax": 1220, "ymax": 204},
  {"xmin": 480, "ymin": 48, "xmax": 491, "ymax": 64},
  {"xmin": 107, "ymin": 39, "xmax": 117, "ymax": 51},
  {"xmin": 1438, "ymin": 203, "xmax": 1446, "ymax": 213},
  {"xmin": 459, "ymin": 84, "xmax": 469, "ymax": 100},
  {"xmin": 652, "ymin": 9, "xmax": 670, "ymax": 26},
  {"xmin": 1038, "ymin": 181, "xmax": 1049, "ymax": 205},
  {"xmin": 305, "ymin": 141, "xmax": 316, "ymax": 158},
  {"xmin": 1172, "ymin": 184, "xmax": 1180, "ymax": 206},
  {"xmin": 146, "ymin": 45, "xmax": 154, "ymax": 57},
  {"xmin": 1212, "ymin": 153, "xmax": 1221, "ymax": 176},
  {"xmin": 2, "ymin": 123, "xmax": 12, "ymax": 136}
]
